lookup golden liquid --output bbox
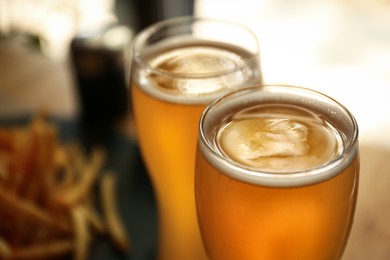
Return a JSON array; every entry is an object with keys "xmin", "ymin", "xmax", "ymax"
[
  {"xmin": 131, "ymin": 41, "xmax": 259, "ymax": 260},
  {"xmin": 195, "ymin": 104, "xmax": 359, "ymax": 260}
]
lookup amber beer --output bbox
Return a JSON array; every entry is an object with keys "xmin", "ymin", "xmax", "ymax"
[
  {"xmin": 130, "ymin": 17, "xmax": 261, "ymax": 260},
  {"xmin": 195, "ymin": 85, "xmax": 359, "ymax": 260}
]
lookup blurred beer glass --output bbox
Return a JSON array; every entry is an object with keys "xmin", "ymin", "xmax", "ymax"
[
  {"xmin": 195, "ymin": 85, "xmax": 359, "ymax": 260},
  {"xmin": 130, "ymin": 16, "xmax": 262, "ymax": 260}
]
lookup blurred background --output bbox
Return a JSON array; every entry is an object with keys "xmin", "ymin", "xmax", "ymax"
[{"xmin": 0, "ymin": 0, "xmax": 389, "ymax": 259}]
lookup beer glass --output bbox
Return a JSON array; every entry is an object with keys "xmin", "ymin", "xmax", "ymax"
[
  {"xmin": 130, "ymin": 17, "xmax": 262, "ymax": 260},
  {"xmin": 195, "ymin": 85, "xmax": 359, "ymax": 260}
]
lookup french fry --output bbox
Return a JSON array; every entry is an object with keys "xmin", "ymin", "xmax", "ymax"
[
  {"xmin": 66, "ymin": 143, "xmax": 87, "ymax": 176},
  {"xmin": 0, "ymin": 187, "xmax": 71, "ymax": 233},
  {"xmin": 101, "ymin": 172, "xmax": 130, "ymax": 253},
  {"xmin": 72, "ymin": 206, "xmax": 91, "ymax": 260},
  {"xmin": 0, "ymin": 160, "xmax": 7, "ymax": 181},
  {"xmin": 81, "ymin": 204, "xmax": 106, "ymax": 234},
  {"xmin": 10, "ymin": 240, "xmax": 73, "ymax": 259},
  {"xmin": 57, "ymin": 148, "xmax": 105, "ymax": 207},
  {"xmin": 11, "ymin": 128, "xmax": 35, "ymax": 194},
  {"xmin": 0, "ymin": 236, "xmax": 11, "ymax": 258},
  {"xmin": 0, "ymin": 114, "xmax": 131, "ymax": 259},
  {"xmin": 31, "ymin": 116, "xmax": 57, "ymax": 202},
  {"xmin": 0, "ymin": 129, "xmax": 13, "ymax": 149}
]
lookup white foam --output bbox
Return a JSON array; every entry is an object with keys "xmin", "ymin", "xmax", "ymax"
[
  {"xmin": 221, "ymin": 118, "xmax": 310, "ymax": 164},
  {"xmin": 133, "ymin": 39, "xmax": 259, "ymax": 105}
]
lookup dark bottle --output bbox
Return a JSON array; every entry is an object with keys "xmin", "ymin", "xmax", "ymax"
[{"xmin": 70, "ymin": 24, "xmax": 132, "ymax": 123}]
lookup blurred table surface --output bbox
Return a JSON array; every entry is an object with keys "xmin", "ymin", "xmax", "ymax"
[{"xmin": 1, "ymin": 1, "xmax": 390, "ymax": 259}]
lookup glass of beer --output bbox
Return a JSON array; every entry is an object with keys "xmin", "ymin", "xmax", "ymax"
[
  {"xmin": 195, "ymin": 85, "xmax": 359, "ymax": 260},
  {"xmin": 130, "ymin": 17, "xmax": 262, "ymax": 260}
]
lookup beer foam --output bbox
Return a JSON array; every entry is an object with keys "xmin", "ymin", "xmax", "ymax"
[
  {"xmin": 221, "ymin": 118, "xmax": 310, "ymax": 161},
  {"xmin": 134, "ymin": 39, "xmax": 258, "ymax": 105},
  {"xmin": 151, "ymin": 47, "xmax": 240, "ymax": 76}
]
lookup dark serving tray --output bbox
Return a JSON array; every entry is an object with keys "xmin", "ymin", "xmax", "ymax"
[{"xmin": 0, "ymin": 116, "xmax": 157, "ymax": 260}]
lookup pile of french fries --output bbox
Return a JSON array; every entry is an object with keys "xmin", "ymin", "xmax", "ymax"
[{"xmin": 0, "ymin": 115, "xmax": 130, "ymax": 259}]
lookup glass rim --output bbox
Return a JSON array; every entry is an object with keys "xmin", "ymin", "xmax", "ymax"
[
  {"xmin": 198, "ymin": 84, "xmax": 359, "ymax": 187},
  {"xmin": 131, "ymin": 16, "xmax": 260, "ymax": 80}
]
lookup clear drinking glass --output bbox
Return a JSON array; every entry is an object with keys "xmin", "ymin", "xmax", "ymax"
[
  {"xmin": 195, "ymin": 85, "xmax": 359, "ymax": 260},
  {"xmin": 130, "ymin": 16, "xmax": 262, "ymax": 260}
]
